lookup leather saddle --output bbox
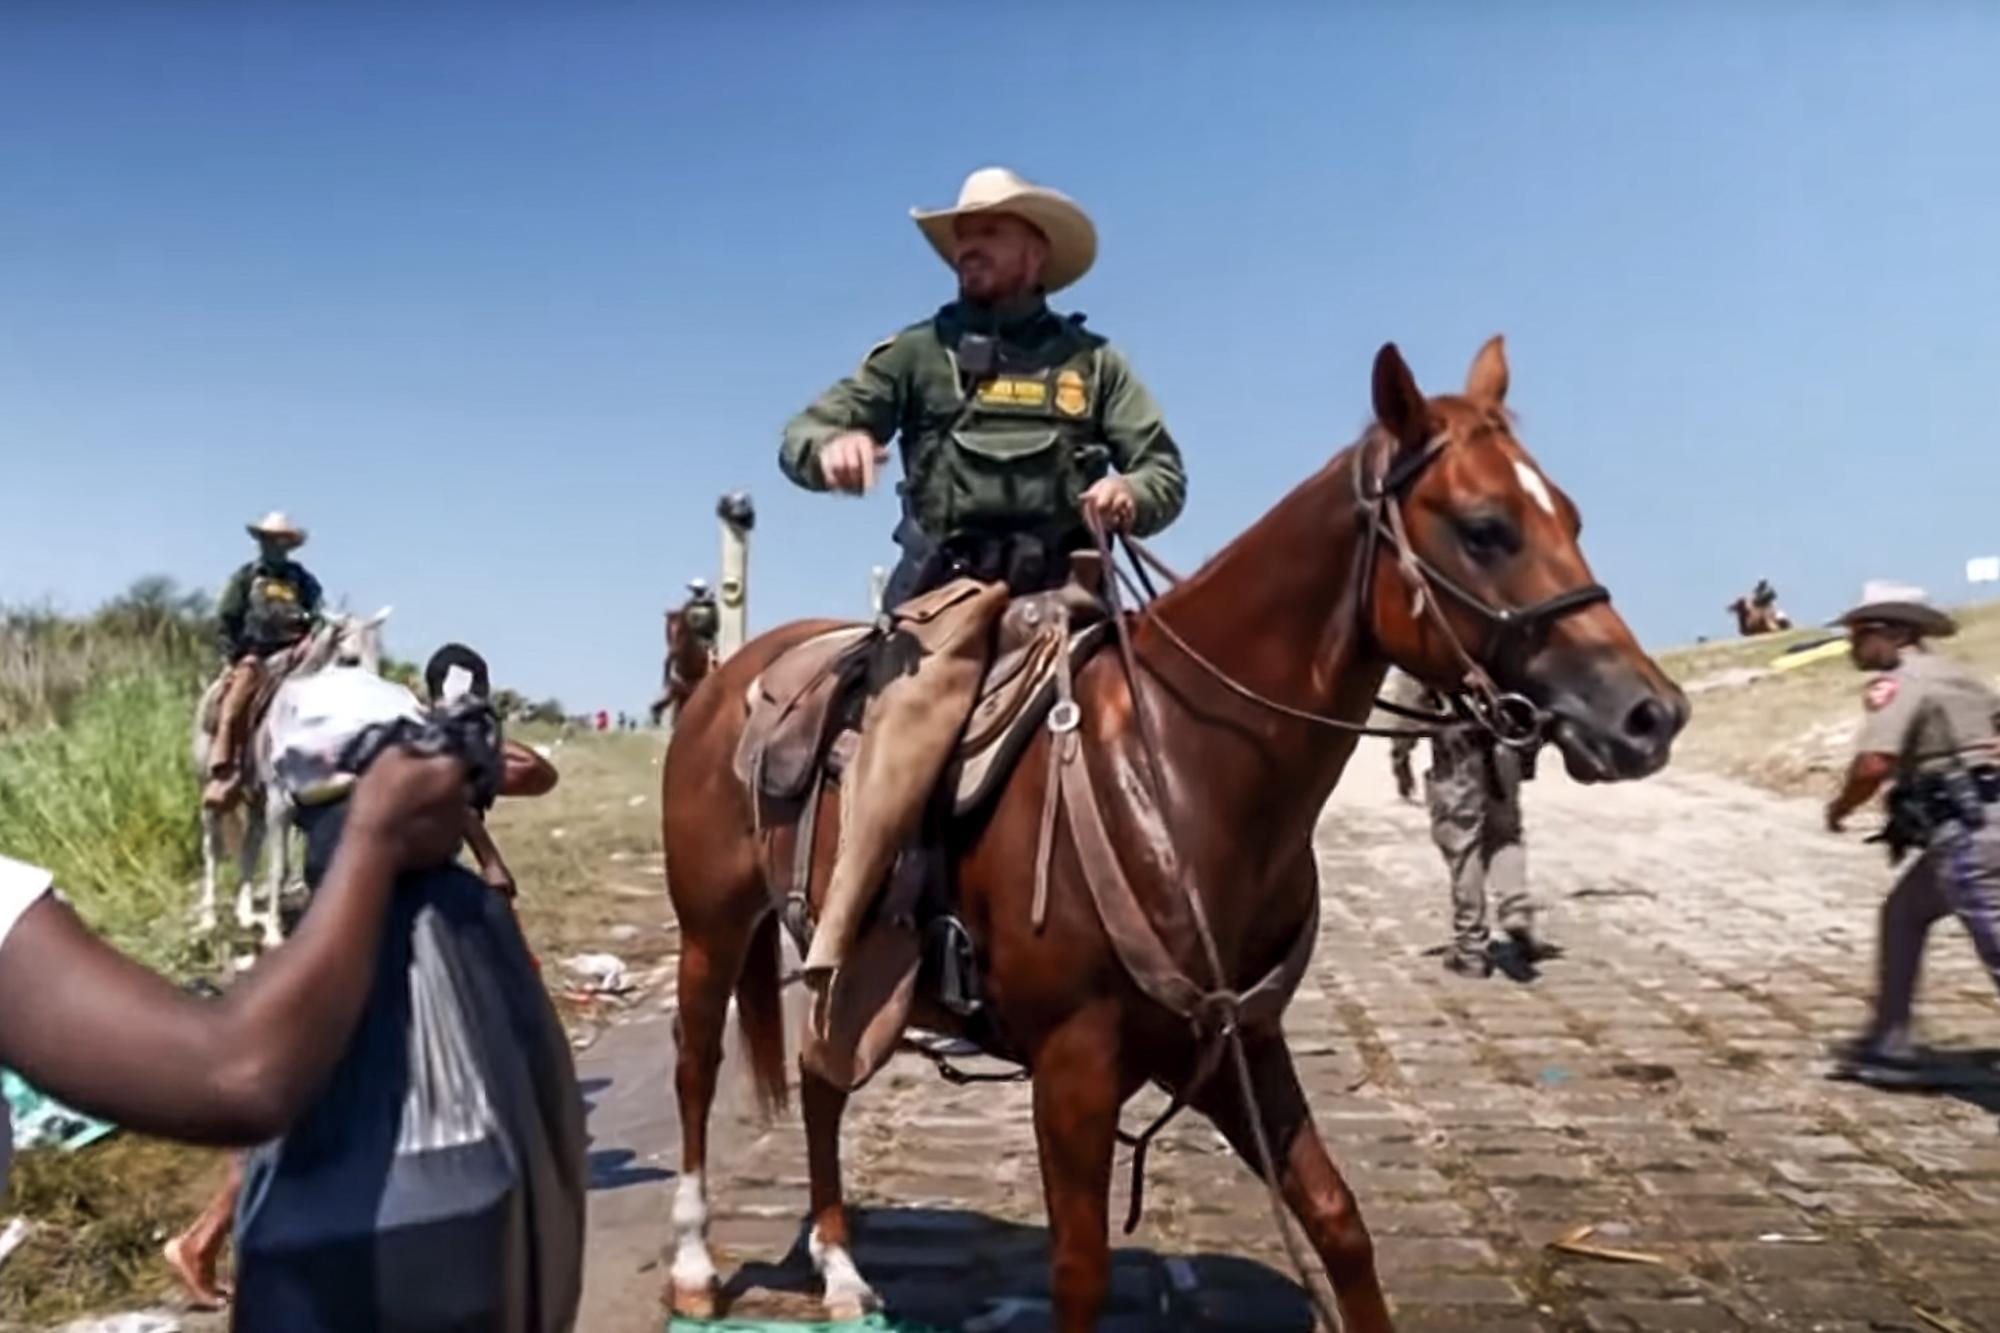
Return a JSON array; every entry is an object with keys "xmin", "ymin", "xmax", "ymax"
[
  {"xmin": 735, "ymin": 560, "xmax": 1110, "ymax": 820},
  {"xmin": 203, "ymin": 637, "xmax": 316, "ymax": 742},
  {"xmin": 733, "ymin": 559, "xmax": 1111, "ymax": 928}
]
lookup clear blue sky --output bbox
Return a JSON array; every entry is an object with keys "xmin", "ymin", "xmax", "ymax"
[{"xmin": 5, "ymin": 4, "xmax": 1997, "ymax": 710}]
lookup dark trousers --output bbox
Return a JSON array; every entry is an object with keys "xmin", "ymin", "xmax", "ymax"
[{"xmin": 1869, "ymin": 819, "xmax": 2000, "ymax": 1041}]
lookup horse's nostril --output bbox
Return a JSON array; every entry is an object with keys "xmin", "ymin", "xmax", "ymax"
[{"xmin": 1624, "ymin": 696, "xmax": 1668, "ymax": 741}]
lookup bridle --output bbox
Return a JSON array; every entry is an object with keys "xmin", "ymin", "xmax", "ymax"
[
  {"xmin": 1353, "ymin": 429, "xmax": 1609, "ymax": 745},
  {"xmin": 1104, "ymin": 424, "xmax": 1610, "ymax": 748}
]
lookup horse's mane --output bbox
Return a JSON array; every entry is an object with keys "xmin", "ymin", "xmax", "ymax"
[{"xmin": 1149, "ymin": 397, "xmax": 1526, "ymax": 617}]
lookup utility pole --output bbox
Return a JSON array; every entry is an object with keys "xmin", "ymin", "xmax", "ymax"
[{"xmin": 716, "ymin": 491, "xmax": 755, "ymax": 661}]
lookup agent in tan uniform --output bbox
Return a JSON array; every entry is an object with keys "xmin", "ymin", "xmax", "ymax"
[{"xmin": 1824, "ymin": 581, "xmax": 2000, "ymax": 1086}]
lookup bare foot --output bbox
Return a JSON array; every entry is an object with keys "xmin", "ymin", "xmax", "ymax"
[{"xmin": 162, "ymin": 1235, "xmax": 230, "ymax": 1310}]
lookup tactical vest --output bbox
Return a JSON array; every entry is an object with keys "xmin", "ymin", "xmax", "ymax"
[
  {"xmin": 245, "ymin": 567, "xmax": 312, "ymax": 649},
  {"xmin": 898, "ymin": 318, "xmax": 1112, "ymax": 545}
]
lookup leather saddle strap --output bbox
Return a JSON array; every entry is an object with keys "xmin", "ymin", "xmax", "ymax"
[
  {"xmin": 1057, "ymin": 723, "xmax": 1209, "ymax": 1019},
  {"xmin": 1057, "ymin": 701, "xmax": 1320, "ymax": 1032},
  {"xmin": 1235, "ymin": 878, "xmax": 1320, "ymax": 1032},
  {"xmin": 1032, "ymin": 607, "xmax": 1076, "ymax": 932},
  {"xmin": 788, "ymin": 760, "xmax": 827, "ymax": 938}
]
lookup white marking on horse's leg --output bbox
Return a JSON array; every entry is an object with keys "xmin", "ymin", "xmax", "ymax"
[
  {"xmin": 811, "ymin": 1222, "xmax": 881, "ymax": 1319},
  {"xmin": 235, "ymin": 806, "xmax": 265, "ymax": 931},
  {"xmin": 670, "ymin": 1170, "xmax": 719, "ymax": 1309},
  {"xmin": 261, "ymin": 790, "xmax": 288, "ymax": 948},
  {"xmin": 1513, "ymin": 459, "xmax": 1557, "ymax": 517},
  {"xmin": 197, "ymin": 810, "xmax": 221, "ymax": 933}
]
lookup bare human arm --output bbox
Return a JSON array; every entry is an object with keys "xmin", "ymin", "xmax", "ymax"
[
  {"xmin": 0, "ymin": 748, "xmax": 472, "ymax": 1145},
  {"xmin": 1825, "ymin": 752, "xmax": 1895, "ymax": 832}
]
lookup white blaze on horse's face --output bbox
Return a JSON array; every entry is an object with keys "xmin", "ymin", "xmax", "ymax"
[{"xmin": 1512, "ymin": 458, "xmax": 1557, "ymax": 519}]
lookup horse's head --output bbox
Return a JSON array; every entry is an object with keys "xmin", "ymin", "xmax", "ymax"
[
  {"xmin": 329, "ymin": 606, "xmax": 392, "ymax": 675},
  {"xmin": 1363, "ymin": 338, "xmax": 1687, "ymax": 782}
]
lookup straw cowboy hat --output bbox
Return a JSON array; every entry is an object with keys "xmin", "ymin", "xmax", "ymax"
[
  {"xmin": 911, "ymin": 167, "xmax": 1098, "ymax": 293},
  {"xmin": 1835, "ymin": 579, "xmax": 1957, "ymax": 638},
  {"xmin": 246, "ymin": 510, "xmax": 307, "ymax": 548}
]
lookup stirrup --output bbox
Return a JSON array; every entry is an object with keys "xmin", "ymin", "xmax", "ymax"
[
  {"xmin": 902, "ymin": 1027, "xmax": 984, "ymax": 1060},
  {"xmin": 925, "ymin": 916, "xmax": 983, "ymax": 1017},
  {"xmin": 780, "ymin": 894, "xmax": 813, "ymax": 951}
]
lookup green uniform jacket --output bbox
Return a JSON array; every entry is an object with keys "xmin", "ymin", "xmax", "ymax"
[
  {"xmin": 217, "ymin": 558, "xmax": 323, "ymax": 658},
  {"xmin": 779, "ymin": 298, "xmax": 1186, "ymax": 543}
]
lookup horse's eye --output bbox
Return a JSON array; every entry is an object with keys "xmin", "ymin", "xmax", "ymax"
[{"xmin": 1456, "ymin": 514, "xmax": 1517, "ymax": 564}]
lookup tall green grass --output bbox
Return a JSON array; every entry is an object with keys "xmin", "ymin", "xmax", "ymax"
[{"xmin": 0, "ymin": 584, "xmax": 214, "ymax": 969}]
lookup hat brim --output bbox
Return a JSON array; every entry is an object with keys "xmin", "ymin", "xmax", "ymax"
[
  {"xmin": 248, "ymin": 525, "xmax": 306, "ymax": 547},
  {"xmin": 1834, "ymin": 602, "xmax": 1957, "ymax": 638},
  {"xmin": 911, "ymin": 191, "xmax": 1097, "ymax": 293}
]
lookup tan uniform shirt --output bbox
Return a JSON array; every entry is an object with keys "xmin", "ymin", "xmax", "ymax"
[{"xmin": 1853, "ymin": 649, "xmax": 2000, "ymax": 777}]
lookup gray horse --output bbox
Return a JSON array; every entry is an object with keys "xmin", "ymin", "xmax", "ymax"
[{"xmin": 191, "ymin": 608, "xmax": 391, "ymax": 945}]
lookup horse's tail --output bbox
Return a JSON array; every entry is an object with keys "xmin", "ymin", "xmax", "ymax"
[{"xmin": 733, "ymin": 910, "xmax": 790, "ymax": 1119}]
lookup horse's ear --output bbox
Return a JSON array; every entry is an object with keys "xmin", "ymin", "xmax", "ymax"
[
  {"xmin": 367, "ymin": 605, "xmax": 394, "ymax": 627},
  {"xmin": 1465, "ymin": 334, "xmax": 1509, "ymax": 405},
  {"xmin": 1371, "ymin": 343, "xmax": 1430, "ymax": 447}
]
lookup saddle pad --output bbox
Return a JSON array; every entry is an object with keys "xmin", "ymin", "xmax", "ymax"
[
  {"xmin": 950, "ymin": 621, "xmax": 1109, "ymax": 816},
  {"xmin": 735, "ymin": 625, "xmax": 873, "ymax": 800}
]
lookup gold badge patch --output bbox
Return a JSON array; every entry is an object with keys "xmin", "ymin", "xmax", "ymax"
[
  {"xmin": 976, "ymin": 376, "xmax": 1049, "ymax": 408},
  {"xmin": 1055, "ymin": 369, "xmax": 1089, "ymax": 417}
]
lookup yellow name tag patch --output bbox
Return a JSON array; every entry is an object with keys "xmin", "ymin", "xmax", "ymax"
[{"xmin": 976, "ymin": 377, "xmax": 1049, "ymax": 408}]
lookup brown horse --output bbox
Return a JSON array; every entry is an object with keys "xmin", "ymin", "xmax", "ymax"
[
  {"xmin": 649, "ymin": 608, "xmax": 715, "ymax": 728},
  {"xmin": 661, "ymin": 337, "xmax": 1687, "ymax": 1331},
  {"xmin": 1727, "ymin": 589, "xmax": 1792, "ymax": 637}
]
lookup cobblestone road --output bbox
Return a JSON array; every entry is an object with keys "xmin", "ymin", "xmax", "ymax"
[{"xmin": 582, "ymin": 744, "xmax": 2000, "ymax": 1331}]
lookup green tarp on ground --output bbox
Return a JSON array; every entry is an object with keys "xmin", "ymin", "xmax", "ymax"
[
  {"xmin": 3, "ymin": 1066, "xmax": 117, "ymax": 1154},
  {"xmin": 669, "ymin": 1316, "xmax": 941, "ymax": 1333}
]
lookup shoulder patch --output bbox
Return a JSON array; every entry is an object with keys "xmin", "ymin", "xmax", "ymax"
[{"xmin": 1865, "ymin": 676, "xmax": 1899, "ymax": 711}]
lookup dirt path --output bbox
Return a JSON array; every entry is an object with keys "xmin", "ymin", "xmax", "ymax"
[{"xmin": 578, "ymin": 744, "xmax": 2000, "ymax": 1331}]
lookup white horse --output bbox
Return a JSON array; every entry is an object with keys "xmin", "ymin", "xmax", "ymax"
[{"xmin": 192, "ymin": 608, "xmax": 391, "ymax": 945}]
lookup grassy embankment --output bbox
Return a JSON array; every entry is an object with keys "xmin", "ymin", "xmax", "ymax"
[
  {"xmin": 1654, "ymin": 600, "xmax": 2000, "ymax": 797},
  {"xmin": 0, "ymin": 591, "xmax": 231, "ymax": 1325}
]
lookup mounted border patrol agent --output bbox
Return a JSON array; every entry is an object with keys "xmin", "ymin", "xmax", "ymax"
[
  {"xmin": 778, "ymin": 166, "xmax": 1187, "ymax": 1020},
  {"xmin": 204, "ymin": 512, "xmax": 325, "ymax": 809},
  {"xmin": 679, "ymin": 578, "xmax": 720, "ymax": 649},
  {"xmin": 1824, "ymin": 580, "xmax": 2000, "ymax": 1087}
]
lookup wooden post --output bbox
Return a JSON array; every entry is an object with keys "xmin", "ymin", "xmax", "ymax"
[{"xmin": 716, "ymin": 491, "xmax": 754, "ymax": 661}]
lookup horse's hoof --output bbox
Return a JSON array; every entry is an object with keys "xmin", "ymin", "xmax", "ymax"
[
  {"xmin": 195, "ymin": 911, "xmax": 217, "ymax": 935},
  {"xmin": 823, "ymin": 1288, "xmax": 883, "ymax": 1322},
  {"xmin": 668, "ymin": 1282, "xmax": 718, "ymax": 1320}
]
